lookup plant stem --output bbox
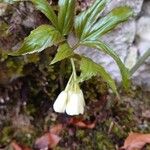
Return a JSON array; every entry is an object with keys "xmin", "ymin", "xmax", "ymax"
[
  {"xmin": 65, "ymin": 73, "xmax": 73, "ymax": 91},
  {"xmin": 70, "ymin": 58, "xmax": 77, "ymax": 80},
  {"xmin": 130, "ymin": 49, "xmax": 150, "ymax": 75}
]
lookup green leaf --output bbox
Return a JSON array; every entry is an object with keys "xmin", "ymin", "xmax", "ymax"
[
  {"xmin": 31, "ymin": 0, "xmax": 58, "ymax": 28},
  {"xmin": 130, "ymin": 48, "xmax": 150, "ymax": 75},
  {"xmin": 75, "ymin": 0, "xmax": 108, "ymax": 39},
  {"xmin": 81, "ymin": 40, "xmax": 130, "ymax": 89},
  {"xmin": 51, "ymin": 43, "xmax": 74, "ymax": 64},
  {"xmin": 11, "ymin": 25, "xmax": 63, "ymax": 55},
  {"xmin": 79, "ymin": 56, "xmax": 118, "ymax": 95},
  {"xmin": 58, "ymin": 0, "xmax": 75, "ymax": 35},
  {"xmin": 85, "ymin": 6, "xmax": 133, "ymax": 40}
]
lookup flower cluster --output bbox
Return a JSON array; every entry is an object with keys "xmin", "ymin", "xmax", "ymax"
[{"xmin": 53, "ymin": 72, "xmax": 85, "ymax": 115}]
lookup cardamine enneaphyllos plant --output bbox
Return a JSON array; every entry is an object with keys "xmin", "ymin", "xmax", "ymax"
[{"xmin": 9, "ymin": 0, "xmax": 133, "ymax": 115}]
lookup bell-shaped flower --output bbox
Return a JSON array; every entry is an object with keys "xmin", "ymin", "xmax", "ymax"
[
  {"xmin": 53, "ymin": 69, "xmax": 85, "ymax": 115},
  {"xmin": 53, "ymin": 91, "xmax": 68, "ymax": 113},
  {"xmin": 66, "ymin": 90, "xmax": 85, "ymax": 115}
]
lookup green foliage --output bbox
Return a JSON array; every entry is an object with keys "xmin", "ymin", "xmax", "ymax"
[
  {"xmin": 84, "ymin": 6, "xmax": 133, "ymax": 40},
  {"xmin": 11, "ymin": 25, "xmax": 63, "ymax": 55},
  {"xmin": 58, "ymin": 0, "xmax": 75, "ymax": 35},
  {"xmin": 8, "ymin": 0, "xmax": 133, "ymax": 93},
  {"xmin": 81, "ymin": 40, "xmax": 130, "ymax": 89},
  {"xmin": 51, "ymin": 43, "xmax": 74, "ymax": 64},
  {"xmin": 74, "ymin": 0, "xmax": 108, "ymax": 39},
  {"xmin": 79, "ymin": 56, "xmax": 118, "ymax": 95},
  {"xmin": 130, "ymin": 48, "xmax": 150, "ymax": 75},
  {"xmin": 31, "ymin": 0, "xmax": 58, "ymax": 28}
]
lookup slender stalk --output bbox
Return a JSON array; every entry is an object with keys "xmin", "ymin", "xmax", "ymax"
[
  {"xmin": 70, "ymin": 58, "xmax": 77, "ymax": 80},
  {"xmin": 130, "ymin": 49, "xmax": 150, "ymax": 75},
  {"xmin": 65, "ymin": 73, "xmax": 73, "ymax": 91}
]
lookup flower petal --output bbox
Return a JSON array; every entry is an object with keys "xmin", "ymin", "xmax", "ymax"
[
  {"xmin": 53, "ymin": 91, "xmax": 68, "ymax": 113},
  {"xmin": 66, "ymin": 91, "xmax": 85, "ymax": 115}
]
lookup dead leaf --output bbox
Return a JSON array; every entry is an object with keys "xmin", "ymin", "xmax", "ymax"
[
  {"xmin": 11, "ymin": 141, "xmax": 31, "ymax": 150},
  {"xmin": 50, "ymin": 124, "xmax": 63, "ymax": 135},
  {"xmin": 34, "ymin": 124, "xmax": 63, "ymax": 149},
  {"xmin": 68, "ymin": 117, "xmax": 96, "ymax": 129},
  {"xmin": 34, "ymin": 133, "xmax": 61, "ymax": 150},
  {"xmin": 121, "ymin": 132, "xmax": 150, "ymax": 150},
  {"xmin": 11, "ymin": 142, "xmax": 22, "ymax": 150}
]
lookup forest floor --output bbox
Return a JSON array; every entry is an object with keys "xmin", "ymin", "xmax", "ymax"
[{"xmin": 0, "ymin": 1, "xmax": 150, "ymax": 150}]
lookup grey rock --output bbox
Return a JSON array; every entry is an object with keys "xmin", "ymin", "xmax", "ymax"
[
  {"xmin": 77, "ymin": 20, "xmax": 136, "ymax": 81},
  {"xmin": 132, "ymin": 15, "xmax": 150, "ymax": 90},
  {"xmin": 142, "ymin": 0, "xmax": 150, "ymax": 16},
  {"xmin": 75, "ymin": 0, "xmax": 150, "ymax": 89},
  {"xmin": 104, "ymin": 0, "xmax": 144, "ymax": 16},
  {"xmin": 133, "ymin": 64, "xmax": 150, "ymax": 91},
  {"xmin": 137, "ymin": 16, "xmax": 150, "ymax": 41},
  {"xmin": 125, "ymin": 46, "xmax": 138, "ymax": 69}
]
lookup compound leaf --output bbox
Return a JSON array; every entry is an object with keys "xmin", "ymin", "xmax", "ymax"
[
  {"xmin": 79, "ymin": 56, "xmax": 118, "ymax": 95},
  {"xmin": 81, "ymin": 40, "xmax": 130, "ymax": 89},
  {"xmin": 32, "ymin": 0, "xmax": 58, "ymax": 28},
  {"xmin": 11, "ymin": 25, "xmax": 62, "ymax": 55},
  {"xmin": 51, "ymin": 43, "xmax": 74, "ymax": 64},
  {"xmin": 75, "ymin": 0, "xmax": 108, "ymax": 39},
  {"xmin": 85, "ymin": 6, "xmax": 133, "ymax": 40},
  {"xmin": 58, "ymin": 0, "xmax": 75, "ymax": 35}
]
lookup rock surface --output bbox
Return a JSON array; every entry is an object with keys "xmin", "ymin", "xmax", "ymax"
[{"xmin": 77, "ymin": 0, "xmax": 150, "ymax": 90}]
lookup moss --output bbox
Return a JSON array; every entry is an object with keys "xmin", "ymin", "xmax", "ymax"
[
  {"xmin": 76, "ymin": 129, "xmax": 85, "ymax": 139},
  {"xmin": 81, "ymin": 76, "xmax": 108, "ymax": 102},
  {"xmin": 95, "ymin": 132, "xmax": 115, "ymax": 150},
  {"xmin": 0, "ymin": 126, "xmax": 14, "ymax": 145},
  {"xmin": 14, "ymin": 130, "xmax": 36, "ymax": 147}
]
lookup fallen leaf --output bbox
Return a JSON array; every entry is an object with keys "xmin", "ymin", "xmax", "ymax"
[
  {"xmin": 121, "ymin": 132, "xmax": 150, "ymax": 150},
  {"xmin": 68, "ymin": 117, "xmax": 96, "ymax": 129},
  {"xmin": 34, "ymin": 133, "xmax": 61, "ymax": 150},
  {"xmin": 50, "ymin": 124, "xmax": 63, "ymax": 135},
  {"xmin": 11, "ymin": 142, "xmax": 22, "ymax": 150},
  {"xmin": 10, "ymin": 141, "xmax": 31, "ymax": 150},
  {"xmin": 34, "ymin": 124, "xmax": 63, "ymax": 149}
]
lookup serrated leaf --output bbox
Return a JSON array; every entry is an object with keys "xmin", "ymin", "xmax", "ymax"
[
  {"xmin": 81, "ymin": 40, "xmax": 130, "ymax": 89},
  {"xmin": 85, "ymin": 6, "xmax": 133, "ymax": 40},
  {"xmin": 58, "ymin": 0, "xmax": 75, "ymax": 35},
  {"xmin": 11, "ymin": 25, "xmax": 62, "ymax": 55},
  {"xmin": 79, "ymin": 56, "xmax": 118, "ymax": 95},
  {"xmin": 31, "ymin": 0, "xmax": 58, "ymax": 28},
  {"xmin": 75, "ymin": 0, "xmax": 108, "ymax": 39},
  {"xmin": 51, "ymin": 43, "xmax": 74, "ymax": 64}
]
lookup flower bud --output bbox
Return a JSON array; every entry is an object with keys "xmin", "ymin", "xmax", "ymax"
[
  {"xmin": 66, "ymin": 90, "xmax": 85, "ymax": 115},
  {"xmin": 53, "ymin": 91, "xmax": 68, "ymax": 113}
]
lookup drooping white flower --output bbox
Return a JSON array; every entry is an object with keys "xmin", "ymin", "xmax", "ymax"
[
  {"xmin": 53, "ymin": 69, "xmax": 85, "ymax": 115},
  {"xmin": 53, "ymin": 91, "xmax": 68, "ymax": 113},
  {"xmin": 66, "ymin": 90, "xmax": 85, "ymax": 115}
]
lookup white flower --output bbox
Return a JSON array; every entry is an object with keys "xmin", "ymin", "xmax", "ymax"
[
  {"xmin": 53, "ymin": 72, "xmax": 85, "ymax": 115},
  {"xmin": 66, "ymin": 90, "xmax": 85, "ymax": 116},
  {"xmin": 53, "ymin": 91, "xmax": 68, "ymax": 113}
]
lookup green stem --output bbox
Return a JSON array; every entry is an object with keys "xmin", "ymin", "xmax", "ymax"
[
  {"xmin": 70, "ymin": 58, "xmax": 77, "ymax": 80},
  {"xmin": 130, "ymin": 49, "xmax": 150, "ymax": 75},
  {"xmin": 65, "ymin": 73, "xmax": 73, "ymax": 91}
]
